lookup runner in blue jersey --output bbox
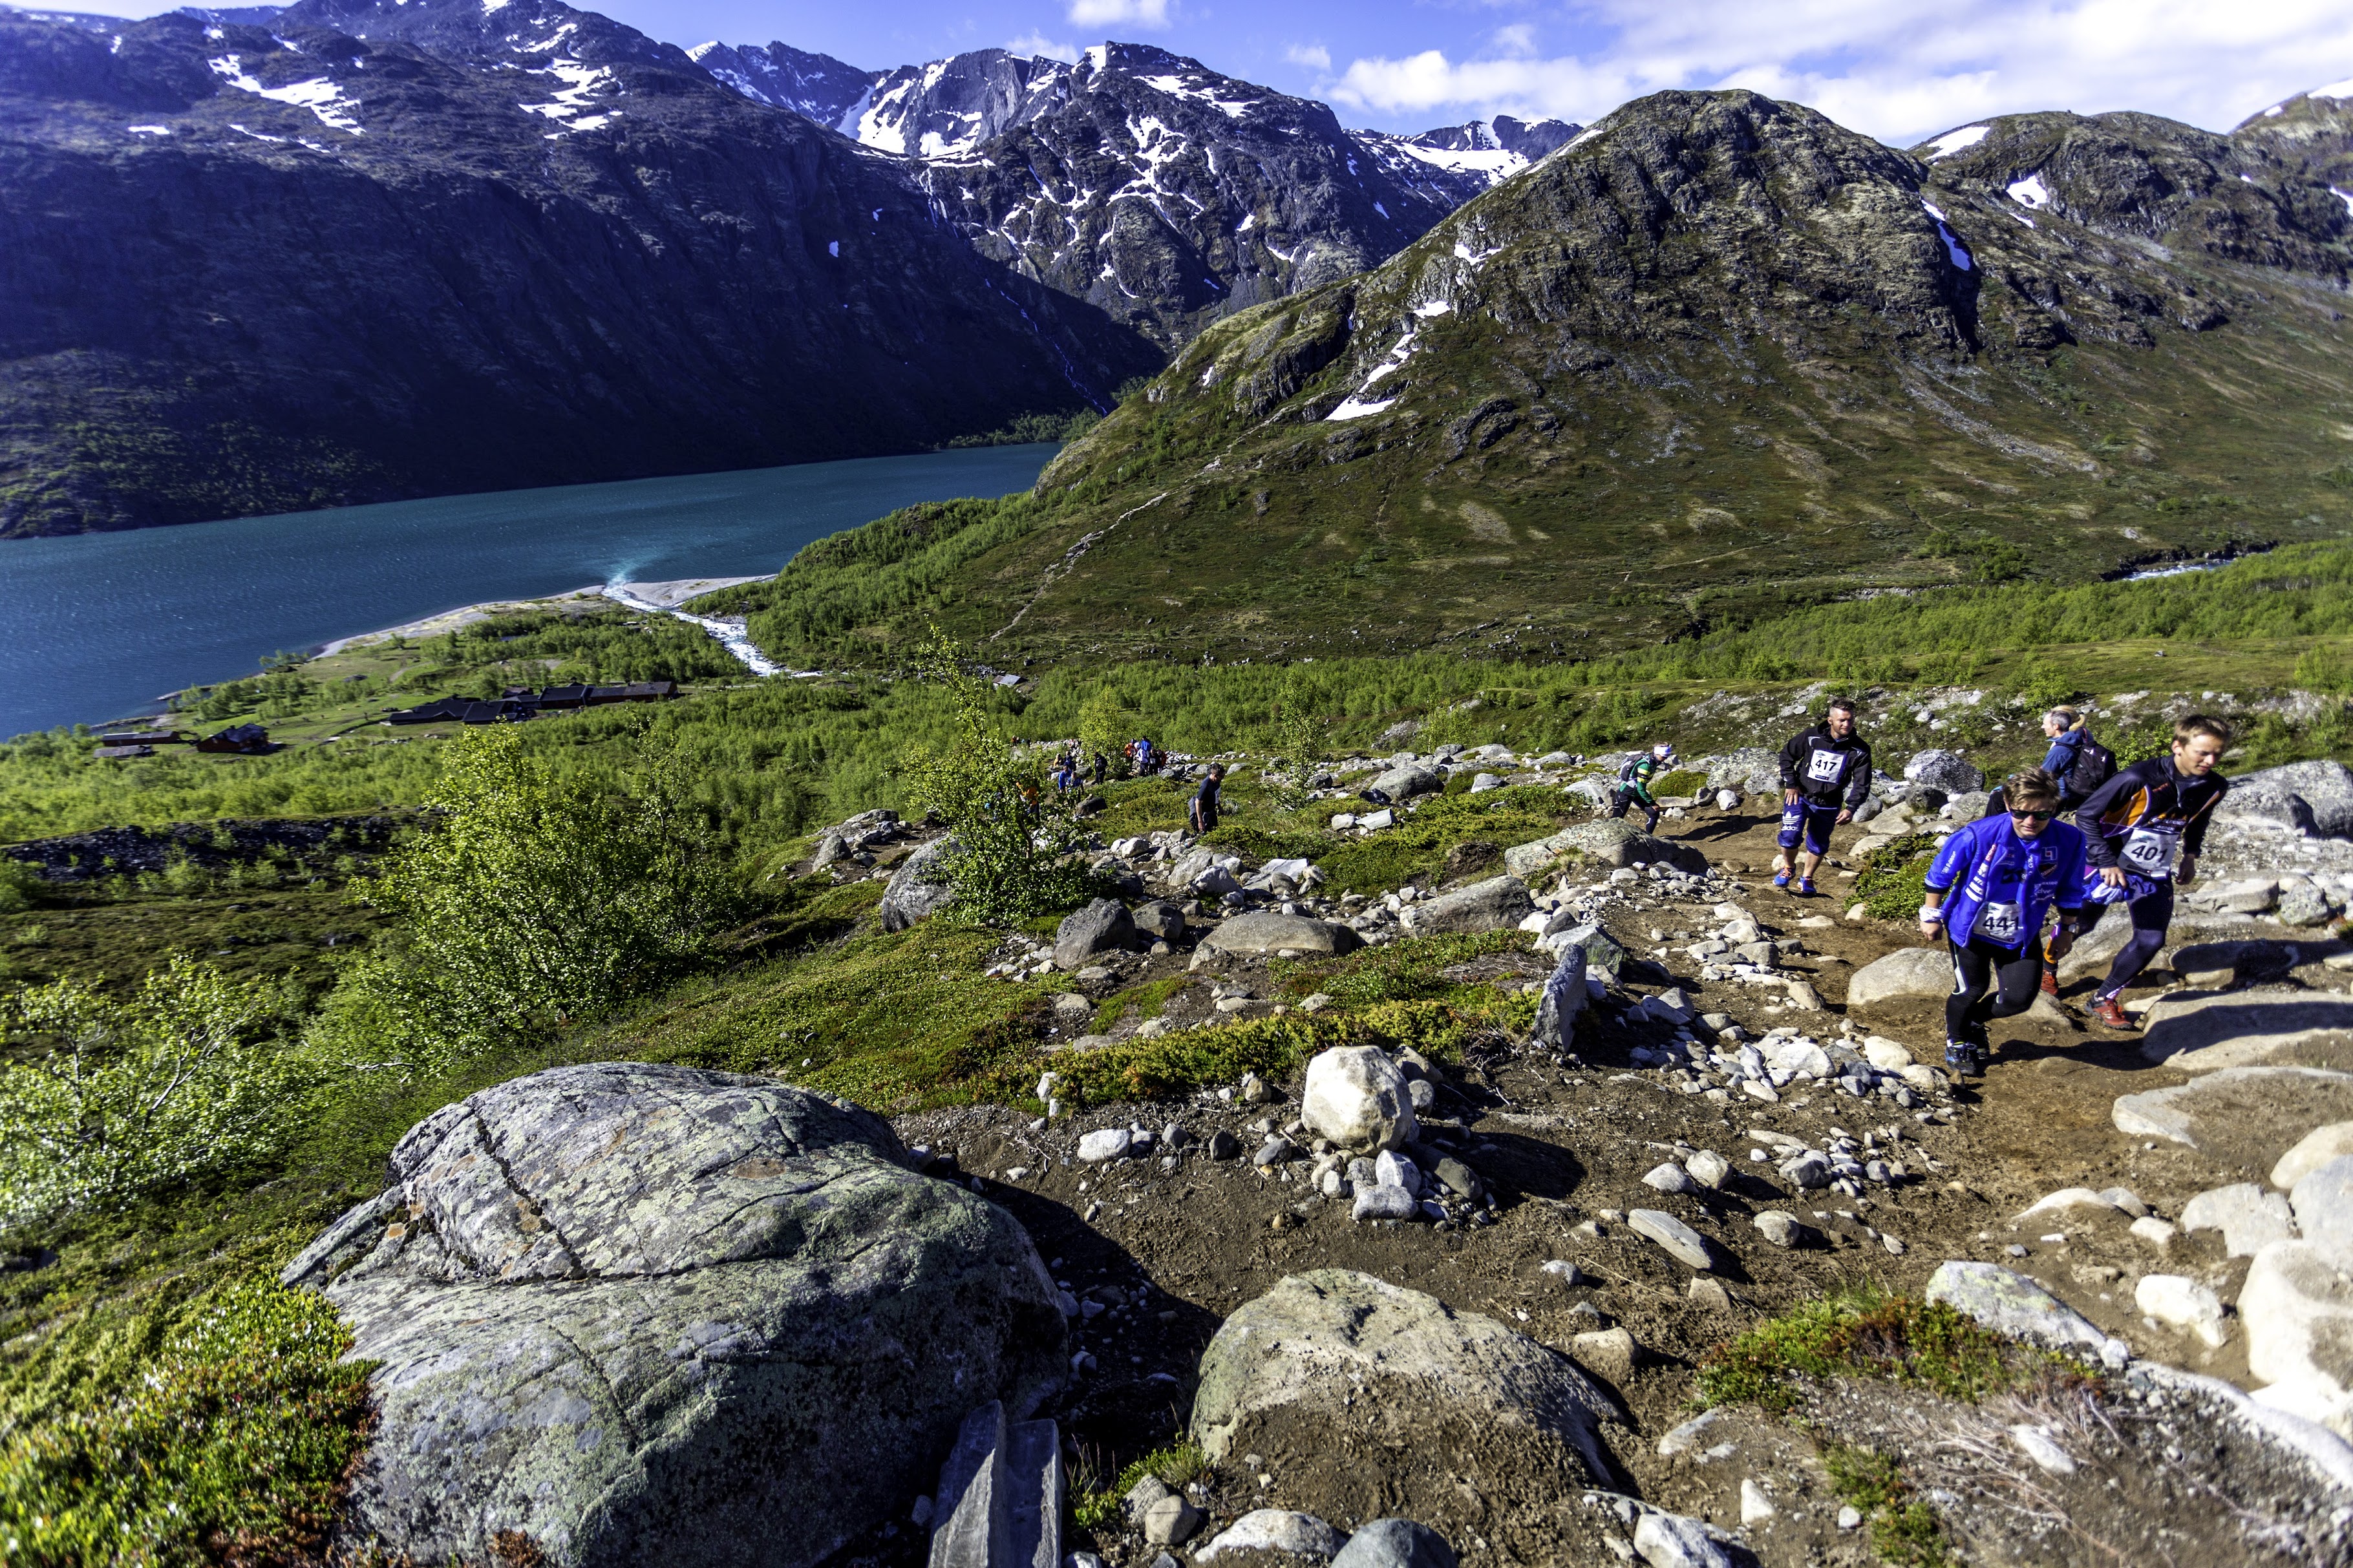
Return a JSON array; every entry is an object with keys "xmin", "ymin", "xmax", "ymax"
[{"xmin": 1920, "ymin": 767, "xmax": 2095, "ymax": 1081}]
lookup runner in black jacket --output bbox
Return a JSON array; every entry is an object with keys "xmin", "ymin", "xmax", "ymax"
[
  {"xmin": 2074, "ymin": 714, "xmax": 2232, "ymax": 1030},
  {"xmin": 1774, "ymin": 698, "xmax": 1873, "ymax": 896}
]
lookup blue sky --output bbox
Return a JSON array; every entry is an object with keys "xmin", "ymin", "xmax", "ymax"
[{"xmin": 85, "ymin": 0, "xmax": 2353, "ymax": 143}]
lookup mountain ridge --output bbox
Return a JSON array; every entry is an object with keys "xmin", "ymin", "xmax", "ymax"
[{"xmin": 717, "ymin": 85, "xmax": 2353, "ymax": 668}]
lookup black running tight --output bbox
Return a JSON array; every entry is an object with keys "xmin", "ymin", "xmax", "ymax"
[{"xmin": 1946, "ymin": 934, "xmax": 2042, "ymax": 1041}]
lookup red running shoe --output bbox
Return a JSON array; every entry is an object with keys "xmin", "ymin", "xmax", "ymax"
[
  {"xmin": 2039, "ymin": 969, "xmax": 2060, "ymax": 999},
  {"xmin": 2089, "ymin": 996, "xmax": 2135, "ymax": 1031}
]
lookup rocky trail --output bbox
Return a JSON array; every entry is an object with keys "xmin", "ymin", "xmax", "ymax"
[
  {"xmin": 878, "ymin": 774, "xmax": 2353, "ymax": 1567},
  {"xmin": 290, "ymin": 748, "xmax": 2353, "ymax": 1568}
]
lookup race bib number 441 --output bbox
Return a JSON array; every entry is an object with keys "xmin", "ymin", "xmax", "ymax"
[{"xmin": 1805, "ymin": 748, "xmax": 1847, "ymax": 785}]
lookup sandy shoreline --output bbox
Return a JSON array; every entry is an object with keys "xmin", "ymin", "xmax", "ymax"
[{"xmin": 314, "ymin": 577, "xmax": 768, "ymax": 657}]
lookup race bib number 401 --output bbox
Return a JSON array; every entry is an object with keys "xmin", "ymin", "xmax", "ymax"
[
  {"xmin": 1805, "ymin": 748, "xmax": 1847, "ymax": 785},
  {"xmin": 2121, "ymin": 827, "xmax": 2176, "ymax": 878}
]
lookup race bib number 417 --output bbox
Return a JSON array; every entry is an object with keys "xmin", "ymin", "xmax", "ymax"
[{"xmin": 1806, "ymin": 748, "xmax": 1847, "ymax": 784}]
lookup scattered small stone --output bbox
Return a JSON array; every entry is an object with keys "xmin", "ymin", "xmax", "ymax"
[
  {"xmin": 1688, "ymin": 1277, "xmax": 1733, "ymax": 1311},
  {"xmin": 1328, "ymin": 1518, "xmax": 1457, "ymax": 1568},
  {"xmin": 2007, "ymin": 1424, "xmax": 2077, "ymax": 1475},
  {"xmin": 1643, "ymin": 1162, "xmax": 1697, "ymax": 1195},
  {"xmin": 1143, "ymin": 1492, "xmax": 1204, "ymax": 1546},
  {"xmin": 2135, "ymin": 1275, "xmax": 2230, "ymax": 1348},
  {"xmin": 1628, "ymin": 1209, "xmax": 1716, "ymax": 1270},
  {"xmin": 1656, "ymin": 1408, "xmax": 1723, "ymax": 1457},
  {"xmin": 1542, "ymin": 1258, "xmax": 1590, "ymax": 1286},
  {"xmin": 1837, "ymin": 1505, "xmax": 1863, "ymax": 1530},
  {"xmin": 1686, "ymin": 1150, "xmax": 1730, "ymax": 1189},
  {"xmin": 1569, "ymin": 1326, "xmax": 1639, "ymax": 1382},
  {"xmin": 1739, "ymin": 1479, "xmax": 1775, "ymax": 1524},
  {"xmin": 1353, "ymin": 1184, "xmax": 1420, "ymax": 1222},
  {"xmin": 1196, "ymin": 1510, "xmax": 1349, "ymax": 1563}
]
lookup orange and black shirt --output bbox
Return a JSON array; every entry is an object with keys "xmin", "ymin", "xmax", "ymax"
[{"xmin": 2074, "ymin": 756, "xmax": 2228, "ymax": 876}]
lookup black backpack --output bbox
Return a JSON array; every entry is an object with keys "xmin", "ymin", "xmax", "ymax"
[
  {"xmin": 2067, "ymin": 734, "xmax": 2116, "ymax": 801},
  {"xmin": 1618, "ymin": 754, "xmax": 1646, "ymax": 783}
]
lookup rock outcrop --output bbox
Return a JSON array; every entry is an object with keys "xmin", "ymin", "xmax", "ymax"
[
  {"xmin": 1191, "ymin": 1271, "xmax": 1623, "ymax": 1556},
  {"xmin": 284, "ymin": 1062, "xmax": 1066, "ymax": 1568}
]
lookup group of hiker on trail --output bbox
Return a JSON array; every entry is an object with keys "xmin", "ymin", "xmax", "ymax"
[{"xmin": 1619, "ymin": 699, "xmax": 2233, "ymax": 1085}]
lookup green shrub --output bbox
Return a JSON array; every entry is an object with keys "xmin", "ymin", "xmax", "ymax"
[
  {"xmin": 0, "ymin": 862, "xmax": 44, "ymax": 915},
  {"xmin": 0, "ymin": 958, "xmax": 316, "ymax": 1231},
  {"xmin": 1695, "ymin": 1288, "xmax": 2029, "ymax": 1415},
  {"xmin": 1854, "ymin": 833, "xmax": 1937, "ymax": 920},
  {"xmin": 308, "ymin": 725, "xmax": 737, "ymax": 1076},
  {"xmin": 1652, "ymin": 768, "xmax": 1707, "ymax": 798},
  {"xmin": 1822, "ymin": 1443, "xmax": 1952, "ymax": 1568},
  {"xmin": 0, "ymin": 1273, "xmax": 374, "ymax": 1567},
  {"xmin": 899, "ymin": 632, "xmax": 1096, "ymax": 925},
  {"xmin": 1071, "ymin": 1440, "xmax": 1204, "ymax": 1531}
]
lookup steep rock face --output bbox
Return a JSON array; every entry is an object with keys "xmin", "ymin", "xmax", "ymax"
[
  {"xmin": 2234, "ymin": 85, "xmax": 2353, "ymax": 192},
  {"xmin": 887, "ymin": 44, "xmax": 1506, "ymax": 349},
  {"xmin": 684, "ymin": 38, "xmax": 871, "ymax": 129},
  {"xmin": 1917, "ymin": 109, "xmax": 2351, "ymax": 281},
  {"xmin": 0, "ymin": 0, "xmax": 1158, "ymax": 534},
  {"xmin": 859, "ymin": 88, "xmax": 2353, "ymax": 661}
]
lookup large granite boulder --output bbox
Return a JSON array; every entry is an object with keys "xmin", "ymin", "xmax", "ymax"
[
  {"xmin": 1367, "ymin": 763, "xmax": 1444, "ymax": 801},
  {"xmin": 1055, "ymin": 897, "xmax": 1136, "ymax": 968},
  {"xmin": 1203, "ymin": 912, "xmax": 1363, "ymax": 957},
  {"xmin": 2139, "ymin": 988, "xmax": 2353, "ymax": 1073},
  {"xmin": 2219, "ymin": 760, "xmax": 2353, "ymax": 840},
  {"xmin": 879, "ymin": 834, "xmax": 959, "ymax": 931},
  {"xmin": 1407, "ymin": 875, "xmax": 1533, "ymax": 935},
  {"xmin": 1504, "ymin": 820, "xmax": 1706, "ymax": 878},
  {"xmin": 1903, "ymin": 749, "xmax": 1984, "ymax": 794},
  {"xmin": 283, "ymin": 1063, "xmax": 1066, "ymax": 1568},
  {"xmin": 1845, "ymin": 945, "xmax": 1955, "ymax": 1008},
  {"xmin": 1191, "ymin": 1271, "xmax": 1623, "ymax": 1561},
  {"xmin": 2111, "ymin": 1066, "xmax": 2353, "ymax": 1179}
]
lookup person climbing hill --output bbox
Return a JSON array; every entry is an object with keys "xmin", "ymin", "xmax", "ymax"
[
  {"xmin": 1189, "ymin": 763, "xmax": 1226, "ymax": 834},
  {"xmin": 1920, "ymin": 767, "xmax": 2094, "ymax": 1081},
  {"xmin": 2074, "ymin": 714, "xmax": 2232, "ymax": 1031},
  {"xmin": 1774, "ymin": 698, "xmax": 1873, "ymax": 897},
  {"xmin": 1608, "ymin": 743, "xmax": 1677, "ymax": 834}
]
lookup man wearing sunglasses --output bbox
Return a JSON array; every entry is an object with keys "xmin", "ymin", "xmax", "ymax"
[
  {"xmin": 1919, "ymin": 767, "xmax": 2094, "ymax": 1081},
  {"xmin": 2074, "ymin": 714, "xmax": 2233, "ymax": 1031}
]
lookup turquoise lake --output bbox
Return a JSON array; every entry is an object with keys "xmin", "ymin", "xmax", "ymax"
[{"xmin": 0, "ymin": 445, "xmax": 1056, "ymax": 740}]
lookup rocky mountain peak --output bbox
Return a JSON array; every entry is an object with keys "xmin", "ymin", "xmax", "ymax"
[
  {"xmin": 2233, "ymin": 79, "xmax": 2353, "ymax": 191},
  {"xmin": 1917, "ymin": 107, "xmax": 2350, "ymax": 278},
  {"xmin": 274, "ymin": 0, "xmax": 689, "ymax": 69},
  {"xmin": 684, "ymin": 36, "xmax": 869, "ymax": 128}
]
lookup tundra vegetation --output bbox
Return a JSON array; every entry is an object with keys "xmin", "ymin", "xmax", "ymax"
[{"xmin": 1, "ymin": 542, "xmax": 2352, "ymax": 1560}]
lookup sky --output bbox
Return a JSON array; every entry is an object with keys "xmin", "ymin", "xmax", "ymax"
[{"xmin": 62, "ymin": 0, "xmax": 2353, "ymax": 144}]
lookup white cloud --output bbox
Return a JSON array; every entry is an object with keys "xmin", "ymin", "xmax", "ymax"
[
  {"xmin": 1066, "ymin": 0, "xmax": 1172, "ymax": 30},
  {"xmin": 1006, "ymin": 30, "xmax": 1081, "ymax": 62},
  {"xmin": 1489, "ymin": 23, "xmax": 1537, "ymax": 58},
  {"xmin": 1330, "ymin": 0, "xmax": 2353, "ymax": 144},
  {"xmin": 1285, "ymin": 43, "xmax": 1332, "ymax": 72}
]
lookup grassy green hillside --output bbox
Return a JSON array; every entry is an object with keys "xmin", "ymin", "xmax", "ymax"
[{"xmin": 697, "ymin": 90, "xmax": 2353, "ymax": 670}]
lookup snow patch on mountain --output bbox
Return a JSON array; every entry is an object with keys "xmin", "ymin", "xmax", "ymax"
[
  {"xmin": 1922, "ymin": 123, "xmax": 1989, "ymax": 160},
  {"xmin": 208, "ymin": 53, "xmax": 362, "ymax": 132}
]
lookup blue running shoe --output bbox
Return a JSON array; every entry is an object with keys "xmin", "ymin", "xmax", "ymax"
[
  {"xmin": 1773, "ymin": 869, "xmax": 1792, "ymax": 889},
  {"xmin": 1796, "ymin": 877, "xmax": 1816, "ymax": 897}
]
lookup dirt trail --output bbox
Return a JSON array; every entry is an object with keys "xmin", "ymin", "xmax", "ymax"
[{"xmin": 886, "ymin": 805, "xmax": 2350, "ymax": 1567}]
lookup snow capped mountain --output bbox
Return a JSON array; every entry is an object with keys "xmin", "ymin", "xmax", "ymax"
[
  {"xmin": 684, "ymin": 38, "xmax": 870, "ymax": 130},
  {"xmin": 683, "ymin": 37, "xmax": 1557, "ymax": 348},
  {"xmin": 0, "ymin": 0, "xmax": 1160, "ymax": 534}
]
